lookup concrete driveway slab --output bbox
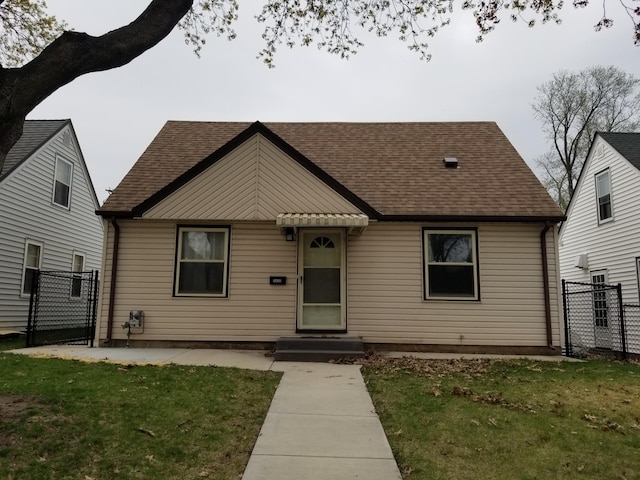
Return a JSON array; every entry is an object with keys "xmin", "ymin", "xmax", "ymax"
[
  {"xmin": 168, "ymin": 349, "xmax": 274, "ymax": 370},
  {"xmin": 8, "ymin": 345, "xmax": 190, "ymax": 364},
  {"xmin": 8, "ymin": 346, "xmax": 277, "ymax": 370}
]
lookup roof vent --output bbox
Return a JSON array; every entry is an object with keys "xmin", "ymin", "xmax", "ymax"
[{"xmin": 443, "ymin": 157, "xmax": 458, "ymax": 169}]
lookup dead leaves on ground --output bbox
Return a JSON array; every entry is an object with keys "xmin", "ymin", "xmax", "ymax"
[
  {"xmin": 451, "ymin": 385, "xmax": 537, "ymax": 413},
  {"xmin": 582, "ymin": 412, "xmax": 627, "ymax": 433},
  {"xmin": 361, "ymin": 353, "xmax": 496, "ymax": 377}
]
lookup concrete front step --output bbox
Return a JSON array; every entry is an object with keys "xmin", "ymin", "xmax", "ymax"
[{"xmin": 274, "ymin": 337, "xmax": 365, "ymax": 362}]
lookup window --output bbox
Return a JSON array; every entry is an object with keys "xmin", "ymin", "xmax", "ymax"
[
  {"xmin": 71, "ymin": 253, "xmax": 85, "ymax": 298},
  {"xmin": 595, "ymin": 169, "xmax": 613, "ymax": 223},
  {"xmin": 174, "ymin": 227, "xmax": 229, "ymax": 296},
  {"xmin": 424, "ymin": 229, "xmax": 478, "ymax": 300},
  {"xmin": 21, "ymin": 241, "xmax": 42, "ymax": 295},
  {"xmin": 53, "ymin": 156, "xmax": 73, "ymax": 208}
]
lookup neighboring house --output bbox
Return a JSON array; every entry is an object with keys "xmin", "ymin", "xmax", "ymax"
[
  {"xmin": 0, "ymin": 120, "xmax": 104, "ymax": 332},
  {"xmin": 559, "ymin": 132, "xmax": 640, "ymax": 303},
  {"xmin": 96, "ymin": 121, "xmax": 565, "ymax": 353}
]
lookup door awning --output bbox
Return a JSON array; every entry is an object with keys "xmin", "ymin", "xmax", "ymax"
[{"xmin": 276, "ymin": 213, "xmax": 369, "ymax": 234}]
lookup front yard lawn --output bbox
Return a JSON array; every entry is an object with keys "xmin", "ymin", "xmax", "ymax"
[
  {"xmin": 0, "ymin": 346, "xmax": 280, "ymax": 480},
  {"xmin": 363, "ymin": 356, "xmax": 640, "ymax": 480}
]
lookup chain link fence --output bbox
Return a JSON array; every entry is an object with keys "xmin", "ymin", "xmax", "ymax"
[
  {"xmin": 562, "ymin": 280, "xmax": 628, "ymax": 358},
  {"xmin": 623, "ymin": 304, "xmax": 640, "ymax": 357},
  {"xmin": 26, "ymin": 270, "xmax": 99, "ymax": 347}
]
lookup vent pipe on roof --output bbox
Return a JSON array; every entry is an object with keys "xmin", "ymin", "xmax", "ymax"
[{"xmin": 443, "ymin": 157, "xmax": 458, "ymax": 168}]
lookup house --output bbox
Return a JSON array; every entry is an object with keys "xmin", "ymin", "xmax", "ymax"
[
  {"xmin": 0, "ymin": 120, "xmax": 104, "ymax": 332},
  {"xmin": 559, "ymin": 133, "xmax": 640, "ymax": 356},
  {"xmin": 559, "ymin": 133, "xmax": 640, "ymax": 299},
  {"xmin": 95, "ymin": 121, "xmax": 565, "ymax": 354}
]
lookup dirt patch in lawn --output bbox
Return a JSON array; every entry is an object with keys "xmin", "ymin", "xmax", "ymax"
[
  {"xmin": 0, "ymin": 394, "xmax": 44, "ymax": 449},
  {"xmin": 0, "ymin": 394, "xmax": 37, "ymax": 421}
]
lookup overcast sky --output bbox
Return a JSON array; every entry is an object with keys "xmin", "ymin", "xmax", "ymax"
[{"xmin": 28, "ymin": 1, "xmax": 639, "ymax": 204}]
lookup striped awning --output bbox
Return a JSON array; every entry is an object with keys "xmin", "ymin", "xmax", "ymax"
[{"xmin": 276, "ymin": 213, "xmax": 369, "ymax": 234}]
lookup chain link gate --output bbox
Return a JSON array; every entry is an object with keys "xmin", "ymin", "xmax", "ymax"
[
  {"xmin": 562, "ymin": 280, "xmax": 627, "ymax": 359},
  {"xmin": 26, "ymin": 270, "xmax": 99, "ymax": 347}
]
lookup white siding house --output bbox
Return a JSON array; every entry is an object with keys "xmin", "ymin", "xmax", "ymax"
[
  {"xmin": 0, "ymin": 120, "xmax": 104, "ymax": 331},
  {"xmin": 559, "ymin": 133, "xmax": 640, "ymax": 304}
]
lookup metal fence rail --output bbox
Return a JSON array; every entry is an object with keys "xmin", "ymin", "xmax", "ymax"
[
  {"xmin": 562, "ymin": 280, "xmax": 626, "ymax": 359},
  {"xmin": 26, "ymin": 270, "xmax": 99, "ymax": 347}
]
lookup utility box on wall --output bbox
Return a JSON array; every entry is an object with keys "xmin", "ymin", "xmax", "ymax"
[{"xmin": 129, "ymin": 310, "xmax": 144, "ymax": 328}]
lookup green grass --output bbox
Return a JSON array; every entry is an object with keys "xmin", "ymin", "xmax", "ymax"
[
  {"xmin": 0, "ymin": 342, "xmax": 281, "ymax": 480},
  {"xmin": 362, "ymin": 356, "xmax": 640, "ymax": 480},
  {"xmin": 0, "ymin": 336, "xmax": 26, "ymax": 352}
]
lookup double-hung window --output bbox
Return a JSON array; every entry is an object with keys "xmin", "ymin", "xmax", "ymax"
[
  {"xmin": 595, "ymin": 169, "xmax": 613, "ymax": 224},
  {"xmin": 423, "ymin": 229, "xmax": 479, "ymax": 300},
  {"xmin": 22, "ymin": 241, "xmax": 43, "ymax": 295},
  {"xmin": 53, "ymin": 156, "xmax": 73, "ymax": 208},
  {"xmin": 174, "ymin": 227, "xmax": 229, "ymax": 296}
]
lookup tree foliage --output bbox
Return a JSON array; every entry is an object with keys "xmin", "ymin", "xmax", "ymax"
[
  {"xmin": 0, "ymin": 0, "xmax": 65, "ymax": 66},
  {"xmin": 532, "ymin": 66, "xmax": 640, "ymax": 210},
  {"xmin": 256, "ymin": 0, "xmax": 640, "ymax": 66},
  {"xmin": 0, "ymin": 0, "xmax": 639, "ymax": 170}
]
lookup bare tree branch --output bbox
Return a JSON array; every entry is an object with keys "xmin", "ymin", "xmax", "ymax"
[{"xmin": 0, "ymin": 0, "xmax": 194, "ymax": 169}]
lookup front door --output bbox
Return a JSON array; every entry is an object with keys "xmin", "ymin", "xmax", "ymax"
[{"xmin": 298, "ymin": 230, "xmax": 346, "ymax": 331}]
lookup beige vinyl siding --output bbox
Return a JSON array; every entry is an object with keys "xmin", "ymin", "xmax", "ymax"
[
  {"xmin": 0, "ymin": 125, "xmax": 103, "ymax": 331},
  {"xmin": 98, "ymin": 220, "xmax": 297, "ymax": 342},
  {"xmin": 347, "ymin": 223, "xmax": 560, "ymax": 346},
  {"xmin": 99, "ymin": 220, "xmax": 560, "ymax": 347},
  {"xmin": 143, "ymin": 134, "xmax": 361, "ymax": 220},
  {"xmin": 560, "ymin": 137, "xmax": 640, "ymax": 304}
]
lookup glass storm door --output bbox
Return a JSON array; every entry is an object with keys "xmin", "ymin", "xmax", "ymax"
[
  {"xmin": 298, "ymin": 230, "xmax": 346, "ymax": 330},
  {"xmin": 591, "ymin": 271, "xmax": 611, "ymax": 349}
]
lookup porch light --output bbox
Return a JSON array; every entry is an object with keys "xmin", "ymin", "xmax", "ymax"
[{"xmin": 285, "ymin": 227, "xmax": 295, "ymax": 242}]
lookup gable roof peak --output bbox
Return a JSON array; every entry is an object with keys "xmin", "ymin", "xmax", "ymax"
[
  {"xmin": 1, "ymin": 119, "xmax": 70, "ymax": 182},
  {"xmin": 598, "ymin": 131, "xmax": 640, "ymax": 171}
]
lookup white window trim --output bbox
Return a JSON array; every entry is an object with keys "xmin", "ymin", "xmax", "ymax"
[
  {"xmin": 52, "ymin": 155, "xmax": 74, "ymax": 209},
  {"xmin": 70, "ymin": 252, "xmax": 86, "ymax": 299},
  {"xmin": 21, "ymin": 240, "xmax": 43, "ymax": 297},
  {"xmin": 595, "ymin": 168, "xmax": 613, "ymax": 225},
  {"xmin": 423, "ymin": 228, "xmax": 479, "ymax": 301},
  {"xmin": 174, "ymin": 226, "xmax": 230, "ymax": 297}
]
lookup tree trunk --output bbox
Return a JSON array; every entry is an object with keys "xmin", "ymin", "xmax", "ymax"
[{"xmin": 0, "ymin": 0, "xmax": 193, "ymax": 172}]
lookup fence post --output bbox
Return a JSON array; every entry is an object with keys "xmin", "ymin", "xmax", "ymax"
[
  {"xmin": 562, "ymin": 279, "xmax": 571, "ymax": 357},
  {"xmin": 617, "ymin": 283, "xmax": 627, "ymax": 360},
  {"xmin": 26, "ymin": 270, "xmax": 40, "ymax": 348}
]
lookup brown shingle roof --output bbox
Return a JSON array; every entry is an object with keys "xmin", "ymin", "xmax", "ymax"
[{"xmin": 99, "ymin": 121, "xmax": 564, "ymax": 221}]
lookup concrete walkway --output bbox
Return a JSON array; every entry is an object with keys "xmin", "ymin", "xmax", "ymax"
[{"xmin": 243, "ymin": 362, "xmax": 402, "ymax": 480}]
